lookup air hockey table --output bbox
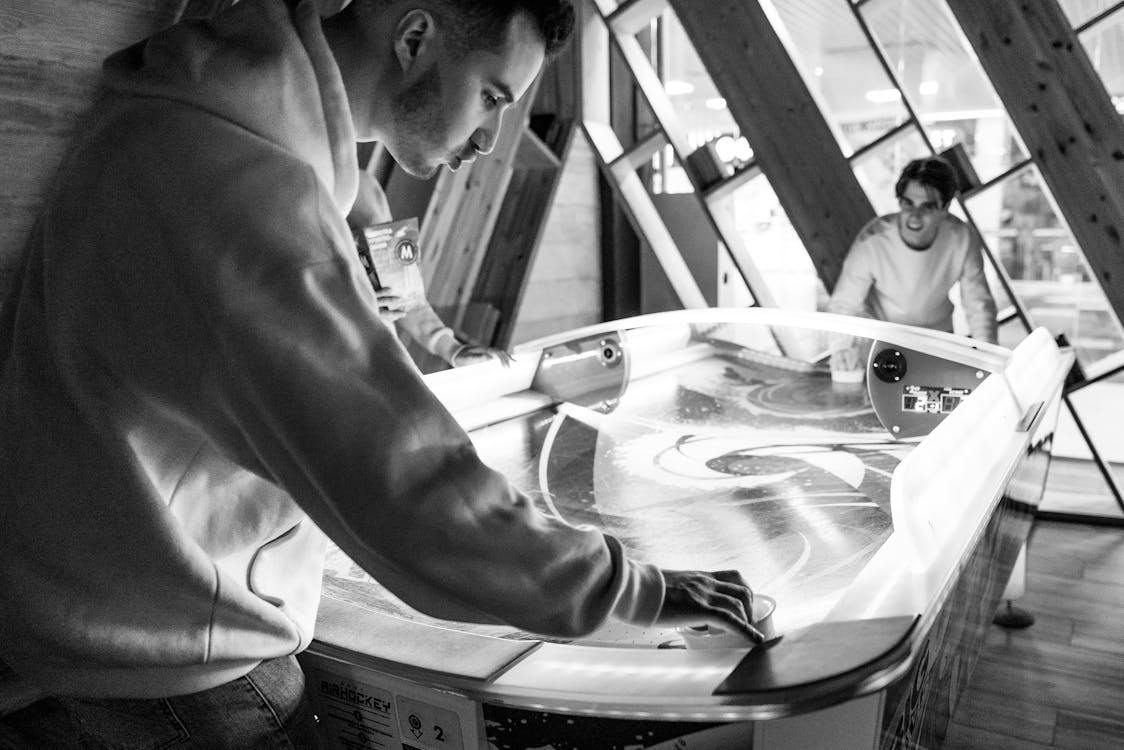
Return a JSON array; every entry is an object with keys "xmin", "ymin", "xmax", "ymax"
[{"xmin": 297, "ymin": 308, "xmax": 1072, "ymax": 750}]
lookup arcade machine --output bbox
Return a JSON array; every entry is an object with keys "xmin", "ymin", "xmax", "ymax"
[{"xmin": 297, "ymin": 308, "xmax": 1072, "ymax": 750}]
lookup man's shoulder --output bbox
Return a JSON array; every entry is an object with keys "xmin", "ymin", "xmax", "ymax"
[
  {"xmin": 938, "ymin": 213, "xmax": 978, "ymax": 249},
  {"xmin": 850, "ymin": 214, "xmax": 898, "ymax": 252}
]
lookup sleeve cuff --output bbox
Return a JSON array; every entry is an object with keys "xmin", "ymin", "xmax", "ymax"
[
  {"xmin": 429, "ymin": 328, "xmax": 461, "ymax": 363},
  {"xmin": 603, "ymin": 535, "xmax": 665, "ymax": 628}
]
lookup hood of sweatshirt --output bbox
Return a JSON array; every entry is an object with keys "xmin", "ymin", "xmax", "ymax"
[{"xmin": 101, "ymin": 0, "xmax": 358, "ymax": 214}]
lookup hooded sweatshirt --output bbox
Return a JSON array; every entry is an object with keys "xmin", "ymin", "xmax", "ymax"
[{"xmin": 0, "ymin": 0, "xmax": 662, "ymax": 699}]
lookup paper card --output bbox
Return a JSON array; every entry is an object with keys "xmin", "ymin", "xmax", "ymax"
[{"xmin": 358, "ymin": 217, "xmax": 426, "ymax": 312}]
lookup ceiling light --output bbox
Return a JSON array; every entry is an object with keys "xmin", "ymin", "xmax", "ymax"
[
  {"xmin": 705, "ymin": 97, "xmax": 727, "ymax": 110},
  {"xmin": 713, "ymin": 135, "xmax": 738, "ymax": 162},
  {"xmin": 865, "ymin": 88, "xmax": 902, "ymax": 103},
  {"xmin": 734, "ymin": 137, "xmax": 753, "ymax": 162},
  {"xmin": 919, "ymin": 81, "xmax": 940, "ymax": 96},
  {"xmin": 664, "ymin": 80, "xmax": 695, "ymax": 96}
]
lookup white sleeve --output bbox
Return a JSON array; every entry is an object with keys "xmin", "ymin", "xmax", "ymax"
[
  {"xmin": 958, "ymin": 230, "xmax": 999, "ymax": 344},
  {"xmin": 827, "ymin": 241, "xmax": 875, "ymax": 320},
  {"xmin": 396, "ymin": 303, "xmax": 461, "ymax": 364},
  {"xmin": 826, "ymin": 240, "xmax": 876, "ymax": 353}
]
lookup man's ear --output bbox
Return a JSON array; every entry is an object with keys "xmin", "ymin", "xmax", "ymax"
[{"xmin": 394, "ymin": 9, "xmax": 435, "ymax": 73}]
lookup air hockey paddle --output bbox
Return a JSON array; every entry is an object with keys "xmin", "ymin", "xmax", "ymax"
[{"xmin": 677, "ymin": 594, "xmax": 781, "ymax": 650}]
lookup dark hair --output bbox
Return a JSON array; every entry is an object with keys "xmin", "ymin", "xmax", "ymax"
[
  {"xmin": 349, "ymin": 1, "xmax": 574, "ymax": 58},
  {"xmin": 894, "ymin": 156, "xmax": 959, "ymax": 207},
  {"xmin": 441, "ymin": 0, "xmax": 575, "ymax": 59}
]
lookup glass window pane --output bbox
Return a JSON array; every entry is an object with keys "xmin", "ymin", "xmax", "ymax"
[
  {"xmin": 760, "ymin": 0, "xmax": 909, "ymax": 154},
  {"xmin": 1042, "ymin": 386, "xmax": 1124, "ymax": 519},
  {"xmin": 651, "ymin": 143, "xmax": 694, "ymax": 195},
  {"xmin": 965, "ymin": 166, "xmax": 1124, "ymax": 372},
  {"xmin": 1059, "ymin": 0, "xmax": 1122, "ymax": 29},
  {"xmin": 981, "ymin": 252, "xmax": 1016, "ymax": 324},
  {"xmin": 1078, "ymin": 8, "xmax": 1124, "ymax": 114},
  {"xmin": 948, "ymin": 244, "xmax": 1014, "ymax": 340},
  {"xmin": 657, "ymin": 8, "xmax": 748, "ymax": 185},
  {"xmin": 996, "ymin": 316, "xmax": 1031, "ymax": 351},
  {"xmin": 638, "ymin": 163, "xmax": 712, "ymax": 312},
  {"xmin": 712, "ymin": 174, "xmax": 827, "ymax": 351},
  {"xmin": 850, "ymin": 125, "xmax": 929, "ymax": 215},
  {"xmin": 861, "ymin": 0, "xmax": 1029, "ymax": 184}
]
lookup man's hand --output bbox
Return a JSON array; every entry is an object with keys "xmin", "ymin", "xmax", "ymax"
[
  {"xmin": 374, "ymin": 287, "xmax": 407, "ymax": 322},
  {"xmin": 830, "ymin": 346, "xmax": 861, "ymax": 373},
  {"xmin": 656, "ymin": 569, "xmax": 765, "ymax": 643},
  {"xmin": 450, "ymin": 344, "xmax": 514, "ymax": 368}
]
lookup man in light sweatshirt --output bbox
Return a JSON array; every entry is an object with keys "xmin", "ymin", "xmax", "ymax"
[
  {"xmin": 348, "ymin": 169, "xmax": 511, "ymax": 370},
  {"xmin": 827, "ymin": 156, "xmax": 999, "ymax": 373},
  {"xmin": 0, "ymin": 0, "xmax": 763, "ymax": 747}
]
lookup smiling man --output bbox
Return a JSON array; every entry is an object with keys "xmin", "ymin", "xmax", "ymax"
[
  {"xmin": 827, "ymin": 156, "xmax": 999, "ymax": 371},
  {"xmin": 0, "ymin": 1, "xmax": 763, "ymax": 747}
]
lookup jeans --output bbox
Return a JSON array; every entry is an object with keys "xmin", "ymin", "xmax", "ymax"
[{"xmin": 0, "ymin": 656, "xmax": 325, "ymax": 750}]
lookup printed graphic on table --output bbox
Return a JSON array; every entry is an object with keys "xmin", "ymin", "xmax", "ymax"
[
  {"xmin": 312, "ymin": 670, "xmax": 398, "ymax": 749},
  {"xmin": 396, "ymin": 695, "xmax": 465, "ymax": 750}
]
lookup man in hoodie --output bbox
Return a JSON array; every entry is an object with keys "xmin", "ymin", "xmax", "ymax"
[
  {"xmin": 349, "ymin": 169, "xmax": 512, "ymax": 370},
  {"xmin": 0, "ymin": 1, "xmax": 763, "ymax": 747}
]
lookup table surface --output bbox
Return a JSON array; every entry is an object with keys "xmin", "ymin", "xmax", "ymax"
[{"xmin": 322, "ymin": 347, "xmax": 914, "ymax": 647}]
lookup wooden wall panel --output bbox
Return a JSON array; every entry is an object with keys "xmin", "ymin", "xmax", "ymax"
[
  {"xmin": 946, "ymin": 0, "xmax": 1124, "ymax": 324},
  {"xmin": 417, "ymin": 89, "xmax": 533, "ymax": 328},
  {"xmin": 0, "ymin": 1, "xmax": 180, "ymax": 301},
  {"xmin": 668, "ymin": 0, "xmax": 875, "ymax": 292},
  {"xmin": 509, "ymin": 131, "xmax": 602, "ymax": 345}
]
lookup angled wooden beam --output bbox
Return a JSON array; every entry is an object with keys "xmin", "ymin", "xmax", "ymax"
[
  {"xmin": 606, "ymin": 0, "xmax": 669, "ymax": 37},
  {"xmin": 946, "ymin": 0, "xmax": 1124, "ymax": 324},
  {"xmin": 668, "ymin": 0, "xmax": 876, "ymax": 292},
  {"xmin": 0, "ymin": 1, "xmax": 178, "ymax": 301},
  {"xmin": 609, "ymin": 129, "xmax": 667, "ymax": 180},
  {"xmin": 421, "ymin": 83, "xmax": 536, "ymax": 325},
  {"xmin": 611, "ymin": 33, "xmax": 693, "ymax": 158},
  {"xmin": 584, "ymin": 123, "xmax": 708, "ymax": 308},
  {"xmin": 580, "ymin": 2, "xmax": 706, "ymax": 310}
]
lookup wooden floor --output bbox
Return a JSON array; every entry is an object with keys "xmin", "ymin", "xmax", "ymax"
[
  {"xmin": 1039, "ymin": 457, "xmax": 1124, "ymax": 519},
  {"xmin": 942, "ymin": 519, "xmax": 1124, "ymax": 749}
]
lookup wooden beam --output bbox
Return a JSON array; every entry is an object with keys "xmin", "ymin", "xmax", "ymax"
[
  {"xmin": 598, "ymin": 2, "xmax": 646, "ymax": 320},
  {"xmin": 0, "ymin": 1, "xmax": 179, "ymax": 302},
  {"xmin": 946, "ymin": 0, "xmax": 1124, "ymax": 324},
  {"xmin": 583, "ymin": 122, "xmax": 708, "ymax": 309},
  {"xmin": 609, "ymin": 129, "xmax": 667, "ymax": 181},
  {"xmin": 611, "ymin": 33, "xmax": 693, "ymax": 158},
  {"xmin": 471, "ymin": 125, "xmax": 575, "ymax": 347},
  {"xmin": 668, "ymin": 0, "xmax": 876, "ymax": 292},
  {"xmin": 466, "ymin": 39, "xmax": 583, "ymax": 347},
  {"xmin": 606, "ymin": 0, "xmax": 668, "ymax": 37}
]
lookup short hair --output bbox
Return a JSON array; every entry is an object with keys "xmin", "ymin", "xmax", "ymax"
[
  {"xmin": 354, "ymin": 1, "xmax": 575, "ymax": 59},
  {"xmin": 458, "ymin": 0, "xmax": 574, "ymax": 59},
  {"xmin": 895, "ymin": 156, "xmax": 959, "ymax": 207}
]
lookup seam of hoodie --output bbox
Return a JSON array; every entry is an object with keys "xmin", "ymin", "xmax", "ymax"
[
  {"xmin": 166, "ymin": 439, "xmax": 208, "ymax": 513},
  {"xmin": 290, "ymin": 0, "xmax": 357, "ymax": 211},
  {"xmin": 111, "ymin": 88, "xmax": 294, "ymax": 167},
  {"xmin": 206, "ymin": 560, "xmax": 221, "ymax": 663},
  {"xmin": 100, "ymin": 95, "xmax": 344, "ymax": 298}
]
